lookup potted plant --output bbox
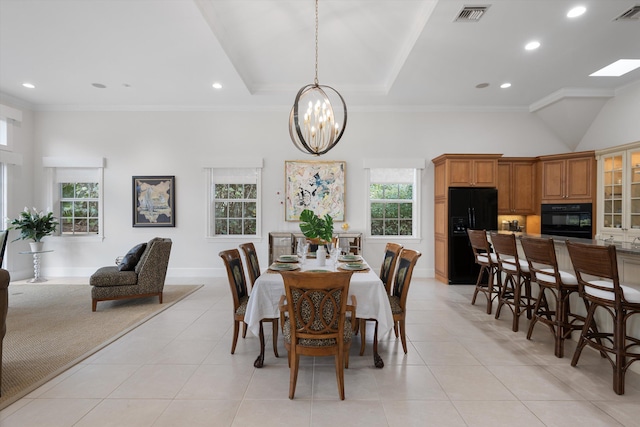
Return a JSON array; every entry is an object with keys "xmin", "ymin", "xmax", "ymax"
[
  {"xmin": 299, "ymin": 209, "xmax": 334, "ymax": 244},
  {"xmin": 8, "ymin": 207, "xmax": 58, "ymax": 252}
]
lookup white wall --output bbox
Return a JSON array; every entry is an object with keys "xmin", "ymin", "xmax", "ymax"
[
  {"xmin": 577, "ymin": 80, "xmax": 640, "ymax": 151},
  {"xmin": 8, "ymin": 107, "xmax": 570, "ymax": 280}
]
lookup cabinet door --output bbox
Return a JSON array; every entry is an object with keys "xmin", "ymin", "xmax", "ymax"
[
  {"xmin": 566, "ymin": 156, "xmax": 594, "ymax": 200},
  {"xmin": 512, "ymin": 162, "xmax": 535, "ymax": 213},
  {"xmin": 497, "ymin": 163, "xmax": 512, "ymax": 213},
  {"xmin": 473, "ymin": 160, "xmax": 497, "ymax": 187},
  {"xmin": 448, "ymin": 159, "xmax": 474, "ymax": 187},
  {"xmin": 541, "ymin": 160, "xmax": 565, "ymax": 201},
  {"xmin": 602, "ymin": 153, "xmax": 624, "ymax": 230},
  {"xmin": 630, "ymin": 149, "xmax": 640, "ymax": 233}
]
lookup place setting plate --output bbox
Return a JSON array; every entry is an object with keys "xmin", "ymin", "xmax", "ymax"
[
  {"xmin": 338, "ymin": 254, "xmax": 362, "ymax": 262},
  {"xmin": 277, "ymin": 255, "xmax": 299, "ymax": 263},
  {"xmin": 338, "ymin": 262, "xmax": 369, "ymax": 271},
  {"xmin": 268, "ymin": 263, "xmax": 301, "ymax": 271}
]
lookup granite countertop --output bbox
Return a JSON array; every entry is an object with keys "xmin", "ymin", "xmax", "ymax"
[{"xmin": 494, "ymin": 230, "xmax": 640, "ymax": 255}]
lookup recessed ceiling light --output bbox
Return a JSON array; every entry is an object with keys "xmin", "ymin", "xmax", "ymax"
[
  {"xmin": 567, "ymin": 6, "xmax": 586, "ymax": 18},
  {"xmin": 22, "ymin": 82, "xmax": 35, "ymax": 89},
  {"xmin": 590, "ymin": 59, "xmax": 640, "ymax": 77},
  {"xmin": 212, "ymin": 82, "xmax": 222, "ymax": 89},
  {"xmin": 500, "ymin": 83, "xmax": 512, "ymax": 89},
  {"xmin": 525, "ymin": 41, "xmax": 540, "ymax": 50},
  {"xmin": 92, "ymin": 83, "xmax": 107, "ymax": 89},
  {"xmin": 475, "ymin": 83, "xmax": 489, "ymax": 89}
]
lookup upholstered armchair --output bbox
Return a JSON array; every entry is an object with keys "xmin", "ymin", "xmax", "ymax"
[
  {"xmin": 89, "ymin": 237, "xmax": 172, "ymax": 311},
  {"xmin": 0, "ymin": 268, "xmax": 9, "ymax": 396}
]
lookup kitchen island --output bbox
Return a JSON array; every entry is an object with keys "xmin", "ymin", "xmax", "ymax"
[
  {"xmin": 491, "ymin": 231, "xmax": 640, "ymax": 373},
  {"xmin": 494, "ymin": 231, "xmax": 640, "ymax": 286}
]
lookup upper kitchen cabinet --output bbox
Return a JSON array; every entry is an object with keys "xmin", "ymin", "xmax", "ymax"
[
  {"xmin": 596, "ymin": 141, "xmax": 640, "ymax": 241},
  {"xmin": 497, "ymin": 158, "xmax": 536, "ymax": 215},
  {"xmin": 538, "ymin": 151, "xmax": 596, "ymax": 204},
  {"xmin": 432, "ymin": 154, "xmax": 502, "ymax": 188}
]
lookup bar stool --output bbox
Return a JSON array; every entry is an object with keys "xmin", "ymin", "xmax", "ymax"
[
  {"xmin": 521, "ymin": 237, "xmax": 589, "ymax": 358},
  {"xmin": 566, "ymin": 241, "xmax": 640, "ymax": 395},
  {"xmin": 490, "ymin": 232, "xmax": 535, "ymax": 332},
  {"xmin": 467, "ymin": 229, "xmax": 500, "ymax": 314}
]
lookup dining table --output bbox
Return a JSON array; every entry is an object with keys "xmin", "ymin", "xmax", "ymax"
[{"xmin": 244, "ymin": 254, "xmax": 394, "ymax": 369}]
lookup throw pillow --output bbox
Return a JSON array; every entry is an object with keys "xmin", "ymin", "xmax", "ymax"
[{"xmin": 118, "ymin": 243, "xmax": 147, "ymax": 271}]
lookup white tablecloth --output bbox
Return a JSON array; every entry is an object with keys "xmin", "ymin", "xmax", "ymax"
[{"xmin": 244, "ymin": 258, "xmax": 394, "ymax": 338}]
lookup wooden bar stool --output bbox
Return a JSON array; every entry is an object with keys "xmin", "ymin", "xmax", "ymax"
[
  {"xmin": 490, "ymin": 232, "xmax": 535, "ymax": 332},
  {"xmin": 566, "ymin": 241, "xmax": 640, "ymax": 395},
  {"xmin": 467, "ymin": 229, "xmax": 500, "ymax": 314},
  {"xmin": 521, "ymin": 237, "xmax": 590, "ymax": 358}
]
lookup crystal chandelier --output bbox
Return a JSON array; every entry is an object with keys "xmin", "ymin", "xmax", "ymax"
[{"xmin": 289, "ymin": 0, "xmax": 347, "ymax": 156}]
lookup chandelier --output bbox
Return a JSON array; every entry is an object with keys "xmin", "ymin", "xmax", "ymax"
[{"xmin": 289, "ymin": 0, "xmax": 347, "ymax": 156}]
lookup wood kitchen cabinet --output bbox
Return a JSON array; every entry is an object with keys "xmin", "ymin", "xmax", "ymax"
[
  {"xmin": 538, "ymin": 151, "xmax": 596, "ymax": 204},
  {"xmin": 431, "ymin": 153, "xmax": 502, "ymax": 283},
  {"xmin": 436, "ymin": 154, "xmax": 501, "ymax": 187},
  {"xmin": 497, "ymin": 158, "xmax": 536, "ymax": 214}
]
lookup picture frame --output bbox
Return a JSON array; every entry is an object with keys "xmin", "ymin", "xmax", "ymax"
[
  {"xmin": 132, "ymin": 175, "xmax": 175, "ymax": 227},
  {"xmin": 285, "ymin": 160, "xmax": 345, "ymax": 221}
]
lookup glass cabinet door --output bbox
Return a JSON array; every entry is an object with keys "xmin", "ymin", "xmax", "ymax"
[
  {"xmin": 630, "ymin": 149, "xmax": 640, "ymax": 231},
  {"xmin": 602, "ymin": 153, "xmax": 624, "ymax": 229}
]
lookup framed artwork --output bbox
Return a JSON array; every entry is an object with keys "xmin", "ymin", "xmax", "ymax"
[
  {"xmin": 285, "ymin": 160, "xmax": 345, "ymax": 221},
  {"xmin": 132, "ymin": 176, "xmax": 175, "ymax": 227}
]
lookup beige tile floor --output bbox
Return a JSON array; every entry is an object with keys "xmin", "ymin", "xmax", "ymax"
[{"xmin": 2, "ymin": 276, "xmax": 640, "ymax": 426}]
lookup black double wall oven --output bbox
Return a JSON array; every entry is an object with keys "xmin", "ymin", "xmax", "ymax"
[{"xmin": 540, "ymin": 203, "xmax": 592, "ymax": 239}]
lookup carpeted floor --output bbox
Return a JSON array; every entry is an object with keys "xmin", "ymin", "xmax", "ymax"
[{"xmin": 0, "ymin": 283, "xmax": 203, "ymax": 409}]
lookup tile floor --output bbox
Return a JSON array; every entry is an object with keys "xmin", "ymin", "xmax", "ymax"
[{"xmin": 2, "ymin": 276, "xmax": 640, "ymax": 426}]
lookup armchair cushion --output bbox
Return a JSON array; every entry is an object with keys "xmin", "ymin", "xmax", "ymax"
[
  {"xmin": 91, "ymin": 266, "xmax": 138, "ymax": 287},
  {"xmin": 117, "ymin": 243, "xmax": 146, "ymax": 271}
]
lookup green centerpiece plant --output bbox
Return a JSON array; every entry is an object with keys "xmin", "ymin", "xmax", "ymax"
[
  {"xmin": 299, "ymin": 209, "xmax": 333, "ymax": 244},
  {"xmin": 9, "ymin": 207, "xmax": 58, "ymax": 249}
]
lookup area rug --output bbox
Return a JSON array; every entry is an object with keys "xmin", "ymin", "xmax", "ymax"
[{"xmin": 0, "ymin": 283, "xmax": 203, "ymax": 410}]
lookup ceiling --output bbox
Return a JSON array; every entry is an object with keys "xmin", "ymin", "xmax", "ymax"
[{"xmin": 1, "ymin": 0, "xmax": 639, "ymax": 114}]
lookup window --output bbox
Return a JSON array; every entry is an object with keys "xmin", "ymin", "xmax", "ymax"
[
  {"xmin": 60, "ymin": 182, "xmax": 100, "ymax": 234},
  {"xmin": 43, "ymin": 157, "xmax": 105, "ymax": 239},
  {"xmin": 367, "ymin": 168, "xmax": 420, "ymax": 238},
  {"xmin": 207, "ymin": 167, "xmax": 261, "ymax": 237}
]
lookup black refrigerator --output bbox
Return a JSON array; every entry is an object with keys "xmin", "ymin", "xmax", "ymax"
[{"xmin": 448, "ymin": 187, "xmax": 498, "ymax": 284}]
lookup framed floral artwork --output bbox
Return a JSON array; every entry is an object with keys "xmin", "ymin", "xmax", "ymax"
[
  {"xmin": 132, "ymin": 175, "xmax": 175, "ymax": 227},
  {"xmin": 285, "ymin": 160, "xmax": 345, "ymax": 221}
]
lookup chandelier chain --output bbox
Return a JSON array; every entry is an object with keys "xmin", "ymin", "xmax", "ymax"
[{"xmin": 314, "ymin": 0, "xmax": 319, "ymax": 86}]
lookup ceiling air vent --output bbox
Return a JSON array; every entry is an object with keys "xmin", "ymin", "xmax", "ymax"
[
  {"xmin": 615, "ymin": 5, "xmax": 640, "ymax": 20},
  {"xmin": 455, "ymin": 6, "xmax": 489, "ymax": 22}
]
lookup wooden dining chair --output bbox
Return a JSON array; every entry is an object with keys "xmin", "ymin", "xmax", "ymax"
[
  {"xmin": 566, "ymin": 241, "xmax": 640, "ymax": 395},
  {"xmin": 278, "ymin": 270, "xmax": 356, "ymax": 400},
  {"xmin": 239, "ymin": 242, "xmax": 278, "ymax": 358},
  {"xmin": 379, "ymin": 242, "xmax": 403, "ymax": 295},
  {"xmin": 491, "ymin": 232, "xmax": 535, "ymax": 332},
  {"xmin": 467, "ymin": 229, "xmax": 500, "ymax": 314},
  {"xmin": 363, "ymin": 248, "xmax": 421, "ymax": 361},
  {"xmin": 521, "ymin": 237, "xmax": 589, "ymax": 358},
  {"xmin": 219, "ymin": 249, "xmax": 278, "ymax": 359},
  {"xmin": 359, "ymin": 242, "xmax": 402, "ymax": 357}
]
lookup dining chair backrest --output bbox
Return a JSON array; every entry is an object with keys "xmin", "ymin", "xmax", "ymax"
[
  {"xmin": 239, "ymin": 242, "xmax": 261, "ymax": 287},
  {"xmin": 0, "ymin": 230, "xmax": 7, "ymax": 267},
  {"xmin": 391, "ymin": 249, "xmax": 422, "ymax": 307},
  {"xmin": 380, "ymin": 242, "xmax": 403, "ymax": 294},
  {"xmin": 566, "ymin": 241, "xmax": 624, "ymax": 304},
  {"xmin": 219, "ymin": 249, "xmax": 249, "ymax": 311},
  {"xmin": 521, "ymin": 237, "xmax": 560, "ymax": 287},
  {"xmin": 280, "ymin": 270, "xmax": 354, "ymax": 341}
]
